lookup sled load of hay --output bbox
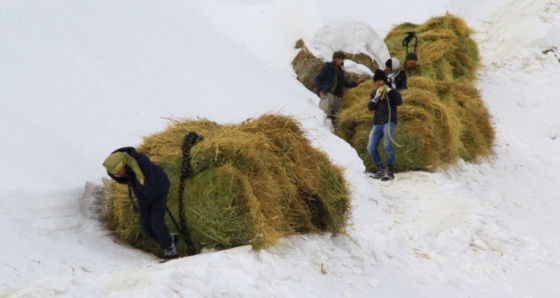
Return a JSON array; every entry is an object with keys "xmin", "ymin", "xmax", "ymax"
[{"xmin": 102, "ymin": 114, "xmax": 350, "ymax": 256}]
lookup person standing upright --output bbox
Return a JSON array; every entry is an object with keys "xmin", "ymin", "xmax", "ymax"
[
  {"xmin": 367, "ymin": 69, "xmax": 403, "ymax": 181},
  {"xmin": 314, "ymin": 51, "xmax": 365, "ymax": 126}
]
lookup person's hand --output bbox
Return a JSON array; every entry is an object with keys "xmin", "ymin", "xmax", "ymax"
[
  {"xmin": 376, "ymin": 85, "xmax": 391, "ymax": 97},
  {"xmin": 319, "ymin": 91, "xmax": 324, "ymax": 97},
  {"xmin": 375, "ymin": 87, "xmax": 384, "ymax": 98},
  {"xmin": 370, "ymin": 95, "xmax": 379, "ymax": 104}
]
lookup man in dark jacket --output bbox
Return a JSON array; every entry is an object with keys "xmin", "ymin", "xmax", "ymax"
[
  {"xmin": 367, "ymin": 69, "xmax": 403, "ymax": 181},
  {"xmin": 103, "ymin": 147, "xmax": 178, "ymax": 260},
  {"xmin": 314, "ymin": 51, "xmax": 364, "ymax": 126}
]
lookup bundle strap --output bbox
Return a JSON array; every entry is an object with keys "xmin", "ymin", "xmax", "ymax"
[
  {"xmin": 402, "ymin": 31, "xmax": 418, "ymax": 54},
  {"xmin": 176, "ymin": 132, "xmax": 203, "ymax": 255}
]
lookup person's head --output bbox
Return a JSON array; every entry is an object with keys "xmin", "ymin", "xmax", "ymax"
[
  {"xmin": 103, "ymin": 152, "xmax": 126, "ymax": 177},
  {"xmin": 332, "ymin": 51, "xmax": 345, "ymax": 66},
  {"xmin": 373, "ymin": 69, "xmax": 388, "ymax": 88},
  {"xmin": 404, "ymin": 52, "xmax": 418, "ymax": 70},
  {"xmin": 385, "ymin": 58, "xmax": 401, "ymax": 71}
]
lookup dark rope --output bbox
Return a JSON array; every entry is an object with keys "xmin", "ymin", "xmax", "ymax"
[
  {"xmin": 402, "ymin": 31, "xmax": 418, "ymax": 54},
  {"xmin": 176, "ymin": 132, "xmax": 203, "ymax": 255},
  {"xmin": 165, "ymin": 206, "xmax": 181, "ymax": 238}
]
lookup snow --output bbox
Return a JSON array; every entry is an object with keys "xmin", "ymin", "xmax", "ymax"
[{"xmin": 2, "ymin": 0, "xmax": 560, "ymax": 297}]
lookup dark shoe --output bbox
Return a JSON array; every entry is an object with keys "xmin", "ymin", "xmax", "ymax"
[
  {"xmin": 369, "ymin": 164, "xmax": 385, "ymax": 179},
  {"xmin": 381, "ymin": 165, "xmax": 394, "ymax": 181},
  {"xmin": 163, "ymin": 242, "xmax": 178, "ymax": 260}
]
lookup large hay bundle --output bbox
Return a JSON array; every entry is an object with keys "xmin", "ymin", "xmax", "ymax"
[
  {"xmin": 384, "ymin": 14, "xmax": 479, "ymax": 81},
  {"xmin": 336, "ymin": 14, "xmax": 494, "ymax": 172},
  {"xmin": 339, "ymin": 78, "xmax": 461, "ymax": 172},
  {"xmin": 103, "ymin": 114, "xmax": 350, "ymax": 257}
]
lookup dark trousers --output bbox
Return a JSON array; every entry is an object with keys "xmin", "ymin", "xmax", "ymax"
[{"xmin": 138, "ymin": 191, "xmax": 172, "ymax": 250}]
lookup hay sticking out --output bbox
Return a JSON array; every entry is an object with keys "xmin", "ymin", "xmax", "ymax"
[
  {"xmin": 336, "ymin": 14, "xmax": 494, "ymax": 172},
  {"xmin": 102, "ymin": 114, "xmax": 350, "ymax": 256},
  {"xmin": 384, "ymin": 14, "xmax": 479, "ymax": 81}
]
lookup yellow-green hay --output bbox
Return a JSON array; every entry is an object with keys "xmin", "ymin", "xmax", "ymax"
[
  {"xmin": 336, "ymin": 14, "xmax": 494, "ymax": 172},
  {"xmin": 103, "ymin": 114, "xmax": 351, "ymax": 257}
]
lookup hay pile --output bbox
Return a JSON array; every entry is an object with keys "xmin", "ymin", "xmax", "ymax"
[
  {"xmin": 337, "ymin": 14, "xmax": 494, "ymax": 172},
  {"xmin": 103, "ymin": 114, "xmax": 350, "ymax": 257},
  {"xmin": 384, "ymin": 14, "xmax": 479, "ymax": 81}
]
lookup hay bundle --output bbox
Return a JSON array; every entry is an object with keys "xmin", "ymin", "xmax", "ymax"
[
  {"xmin": 338, "ymin": 77, "xmax": 463, "ymax": 172},
  {"xmin": 384, "ymin": 14, "xmax": 479, "ymax": 81},
  {"xmin": 103, "ymin": 114, "xmax": 350, "ymax": 256},
  {"xmin": 336, "ymin": 15, "xmax": 494, "ymax": 172}
]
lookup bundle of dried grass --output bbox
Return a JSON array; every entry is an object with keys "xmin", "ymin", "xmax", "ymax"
[
  {"xmin": 336, "ymin": 14, "xmax": 494, "ymax": 172},
  {"xmin": 384, "ymin": 14, "xmax": 479, "ymax": 81},
  {"xmin": 338, "ymin": 78, "xmax": 461, "ymax": 172},
  {"xmin": 103, "ymin": 114, "xmax": 350, "ymax": 257}
]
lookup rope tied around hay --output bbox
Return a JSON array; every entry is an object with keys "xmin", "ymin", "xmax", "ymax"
[
  {"xmin": 402, "ymin": 31, "xmax": 418, "ymax": 54},
  {"xmin": 174, "ymin": 132, "xmax": 204, "ymax": 255}
]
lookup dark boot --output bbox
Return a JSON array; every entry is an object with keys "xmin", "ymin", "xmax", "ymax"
[
  {"xmin": 370, "ymin": 164, "xmax": 385, "ymax": 179},
  {"xmin": 163, "ymin": 233, "xmax": 179, "ymax": 260},
  {"xmin": 163, "ymin": 242, "xmax": 178, "ymax": 260},
  {"xmin": 382, "ymin": 165, "xmax": 394, "ymax": 181}
]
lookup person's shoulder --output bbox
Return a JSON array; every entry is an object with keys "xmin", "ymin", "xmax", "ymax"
[
  {"xmin": 389, "ymin": 88, "xmax": 401, "ymax": 95},
  {"xmin": 113, "ymin": 146, "xmax": 136, "ymax": 154}
]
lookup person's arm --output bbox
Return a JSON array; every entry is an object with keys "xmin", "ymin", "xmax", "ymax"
[
  {"xmin": 397, "ymin": 72, "xmax": 408, "ymax": 90},
  {"xmin": 389, "ymin": 89, "xmax": 402, "ymax": 106},
  {"xmin": 107, "ymin": 172, "xmax": 128, "ymax": 184},
  {"xmin": 314, "ymin": 64, "xmax": 329, "ymax": 96},
  {"xmin": 135, "ymin": 154, "xmax": 154, "ymax": 182},
  {"xmin": 367, "ymin": 90, "xmax": 380, "ymax": 111},
  {"xmin": 343, "ymin": 76, "xmax": 365, "ymax": 89}
]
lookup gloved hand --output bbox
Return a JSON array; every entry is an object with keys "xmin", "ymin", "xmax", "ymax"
[
  {"xmin": 376, "ymin": 85, "xmax": 391, "ymax": 97},
  {"xmin": 375, "ymin": 87, "xmax": 384, "ymax": 98},
  {"xmin": 370, "ymin": 95, "xmax": 379, "ymax": 104}
]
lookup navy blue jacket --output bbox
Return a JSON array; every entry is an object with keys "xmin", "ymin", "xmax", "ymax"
[
  {"xmin": 107, "ymin": 147, "xmax": 170, "ymax": 209},
  {"xmin": 367, "ymin": 88, "xmax": 403, "ymax": 125},
  {"xmin": 314, "ymin": 62, "xmax": 358, "ymax": 96}
]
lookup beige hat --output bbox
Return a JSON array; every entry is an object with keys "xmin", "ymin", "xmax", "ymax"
[{"xmin": 103, "ymin": 152, "xmax": 126, "ymax": 174}]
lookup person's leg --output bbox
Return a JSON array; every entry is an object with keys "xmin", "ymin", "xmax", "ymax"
[
  {"xmin": 381, "ymin": 122, "xmax": 396, "ymax": 181},
  {"xmin": 149, "ymin": 192, "xmax": 173, "ymax": 250},
  {"xmin": 383, "ymin": 122, "xmax": 396, "ymax": 166},
  {"xmin": 367, "ymin": 125, "xmax": 384, "ymax": 165},
  {"xmin": 138, "ymin": 207, "xmax": 156, "ymax": 240},
  {"xmin": 319, "ymin": 94, "xmax": 332, "ymax": 117},
  {"xmin": 331, "ymin": 95, "xmax": 343, "ymax": 126}
]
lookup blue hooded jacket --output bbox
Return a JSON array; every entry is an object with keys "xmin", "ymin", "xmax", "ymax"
[{"xmin": 107, "ymin": 147, "xmax": 170, "ymax": 209}]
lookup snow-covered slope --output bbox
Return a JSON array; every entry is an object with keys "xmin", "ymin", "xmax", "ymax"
[{"xmin": 1, "ymin": 0, "xmax": 560, "ymax": 297}]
